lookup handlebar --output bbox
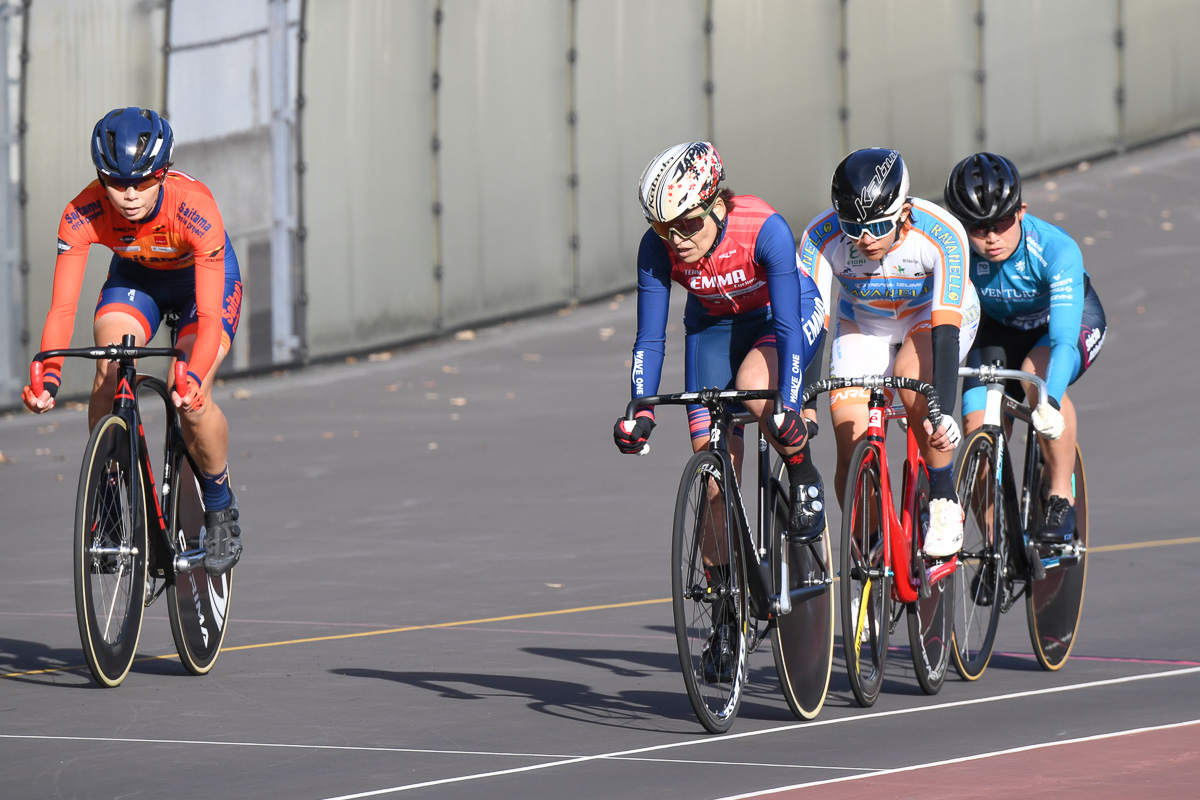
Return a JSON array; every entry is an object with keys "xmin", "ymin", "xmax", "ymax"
[
  {"xmin": 801, "ymin": 376, "xmax": 943, "ymax": 430},
  {"xmin": 31, "ymin": 344, "xmax": 190, "ymax": 399},
  {"xmin": 625, "ymin": 388, "xmax": 785, "ymax": 422},
  {"xmin": 958, "ymin": 365, "xmax": 1050, "ymax": 404}
]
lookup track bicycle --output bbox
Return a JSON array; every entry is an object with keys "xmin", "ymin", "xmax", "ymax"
[
  {"xmin": 30, "ymin": 332, "xmax": 233, "ymax": 687},
  {"xmin": 803, "ymin": 376, "xmax": 956, "ymax": 707},
  {"xmin": 623, "ymin": 389, "xmax": 834, "ymax": 734},
  {"xmin": 951, "ymin": 364, "xmax": 1088, "ymax": 679}
]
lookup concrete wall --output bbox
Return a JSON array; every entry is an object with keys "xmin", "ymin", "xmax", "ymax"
[{"xmin": 8, "ymin": 0, "xmax": 1200, "ymax": 399}]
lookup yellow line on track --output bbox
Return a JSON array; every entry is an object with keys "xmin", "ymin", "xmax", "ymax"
[
  {"xmin": 1, "ymin": 597, "xmax": 670, "ymax": 679},
  {"xmin": 5, "ymin": 535, "xmax": 1198, "ymax": 680}
]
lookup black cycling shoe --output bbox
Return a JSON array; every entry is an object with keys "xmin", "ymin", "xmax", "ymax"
[
  {"xmin": 1037, "ymin": 495, "xmax": 1076, "ymax": 545},
  {"xmin": 789, "ymin": 479, "xmax": 826, "ymax": 544},
  {"xmin": 203, "ymin": 493, "xmax": 242, "ymax": 575},
  {"xmin": 702, "ymin": 622, "xmax": 738, "ymax": 684}
]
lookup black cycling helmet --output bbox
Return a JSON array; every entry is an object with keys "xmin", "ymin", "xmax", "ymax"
[
  {"xmin": 91, "ymin": 107, "xmax": 175, "ymax": 179},
  {"xmin": 831, "ymin": 148, "xmax": 910, "ymax": 222},
  {"xmin": 943, "ymin": 152, "xmax": 1022, "ymax": 225}
]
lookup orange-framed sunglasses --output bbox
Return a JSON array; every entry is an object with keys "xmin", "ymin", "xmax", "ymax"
[{"xmin": 99, "ymin": 169, "xmax": 167, "ymax": 192}]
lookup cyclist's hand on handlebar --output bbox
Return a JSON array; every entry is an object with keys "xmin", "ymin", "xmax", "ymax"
[
  {"xmin": 171, "ymin": 376, "xmax": 205, "ymax": 412},
  {"xmin": 21, "ymin": 384, "xmax": 55, "ymax": 413},
  {"xmin": 614, "ymin": 410, "xmax": 655, "ymax": 454},
  {"xmin": 1032, "ymin": 400, "xmax": 1065, "ymax": 440},
  {"xmin": 767, "ymin": 407, "xmax": 809, "ymax": 448},
  {"xmin": 924, "ymin": 415, "xmax": 961, "ymax": 452}
]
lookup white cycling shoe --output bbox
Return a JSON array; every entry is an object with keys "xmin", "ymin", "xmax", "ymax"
[{"xmin": 924, "ymin": 498, "xmax": 964, "ymax": 558}]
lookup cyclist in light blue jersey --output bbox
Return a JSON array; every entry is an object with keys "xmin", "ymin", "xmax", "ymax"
[{"xmin": 944, "ymin": 152, "xmax": 1106, "ymax": 543}]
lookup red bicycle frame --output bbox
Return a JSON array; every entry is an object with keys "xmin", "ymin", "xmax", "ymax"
[{"xmin": 863, "ymin": 390, "xmax": 958, "ymax": 605}]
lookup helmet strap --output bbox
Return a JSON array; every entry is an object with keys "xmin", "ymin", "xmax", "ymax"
[{"xmin": 702, "ymin": 201, "xmax": 729, "ymax": 259}]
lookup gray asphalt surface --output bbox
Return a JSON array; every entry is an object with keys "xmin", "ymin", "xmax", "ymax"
[{"xmin": 2, "ymin": 133, "xmax": 1199, "ymax": 800}]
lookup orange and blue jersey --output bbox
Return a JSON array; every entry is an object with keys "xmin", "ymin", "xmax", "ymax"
[
  {"xmin": 799, "ymin": 197, "xmax": 969, "ymax": 329},
  {"xmin": 41, "ymin": 170, "xmax": 239, "ymax": 391},
  {"xmin": 631, "ymin": 196, "xmax": 825, "ymax": 413}
]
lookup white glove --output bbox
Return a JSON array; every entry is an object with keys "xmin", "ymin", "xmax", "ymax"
[
  {"xmin": 1032, "ymin": 402, "xmax": 1065, "ymax": 440},
  {"xmin": 939, "ymin": 415, "xmax": 962, "ymax": 447}
]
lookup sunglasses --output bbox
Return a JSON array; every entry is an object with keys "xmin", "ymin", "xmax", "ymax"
[
  {"xmin": 99, "ymin": 169, "xmax": 166, "ymax": 192},
  {"xmin": 967, "ymin": 213, "xmax": 1019, "ymax": 237},
  {"xmin": 649, "ymin": 197, "xmax": 719, "ymax": 240},
  {"xmin": 838, "ymin": 209, "xmax": 902, "ymax": 241}
]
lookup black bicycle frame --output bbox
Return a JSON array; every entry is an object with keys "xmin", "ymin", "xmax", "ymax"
[
  {"xmin": 975, "ymin": 384, "xmax": 1051, "ymax": 583},
  {"xmin": 626, "ymin": 388, "xmax": 827, "ymax": 620},
  {"xmin": 32, "ymin": 334, "xmax": 202, "ymax": 577}
]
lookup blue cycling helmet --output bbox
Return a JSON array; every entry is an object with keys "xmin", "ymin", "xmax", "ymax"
[{"xmin": 91, "ymin": 107, "xmax": 175, "ymax": 179}]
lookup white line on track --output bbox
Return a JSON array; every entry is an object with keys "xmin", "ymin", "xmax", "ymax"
[
  {"xmin": 4, "ymin": 666, "xmax": 1196, "ymax": 798},
  {"xmin": 714, "ymin": 718, "xmax": 1200, "ymax": 799}
]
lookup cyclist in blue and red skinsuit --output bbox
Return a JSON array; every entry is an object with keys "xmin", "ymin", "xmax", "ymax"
[
  {"xmin": 22, "ymin": 107, "xmax": 243, "ymax": 575},
  {"xmin": 944, "ymin": 152, "xmax": 1106, "ymax": 543},
  {"xmin": 613, "ymin": 142, "xmax": 829, "ymax": 683}
]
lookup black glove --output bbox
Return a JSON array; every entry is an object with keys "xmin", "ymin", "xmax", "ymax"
[
  {"xmin": 767, "ymin": 408, "xmax": 809, "ymax": 448},
  {"xmin": 614, "ymin": 411, "xmax": 655, "ymax": 454}
]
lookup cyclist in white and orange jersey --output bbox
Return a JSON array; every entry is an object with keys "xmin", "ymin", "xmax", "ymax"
[{"xmin": 798, "ymin": 148, "xmax": 981, "ymax": 558}]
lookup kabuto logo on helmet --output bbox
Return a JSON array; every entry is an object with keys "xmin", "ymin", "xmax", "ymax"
[{"xmin": 857, "ymin": 151, "xmax": 899, "ymax": 220}]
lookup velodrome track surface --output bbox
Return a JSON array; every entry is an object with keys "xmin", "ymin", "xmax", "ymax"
[{"xmin": 2, "ymin": 134, "xmax": 1199, "ymax": 799}]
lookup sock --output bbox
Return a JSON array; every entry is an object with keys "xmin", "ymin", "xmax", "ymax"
[
  {"xmin": 785, "ymin": 442, "xmax": 821, "ymax": 486},
  {"xmin": 198, "ymin": 465, "xmax": 232, "ymax": 512},
  {"xmin": 928, "ymin": 464, "xmax": 956, "ymax": 502}
]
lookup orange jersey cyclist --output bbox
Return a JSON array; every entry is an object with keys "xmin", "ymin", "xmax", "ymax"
[
  {"xmin": 613, "ymin": 143, "xmax": 830, "ymax": 682},
  {"xmin": 799, "ymin": 148, "xmax": 981, "ymax": 559},
  {"xmin": 22, "ymin": 107, "xmax": 243, "ymax": 574}
]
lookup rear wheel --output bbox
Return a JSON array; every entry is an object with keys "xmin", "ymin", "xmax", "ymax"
[
  {"xmin": 1026, "ymin": 444, "xmax": 1088, "ymax": 670},
  {"xmin": 907, "ymin": 465, "xmax": 951, "ymax": 695},
  {"xmin": 672, "ymin": 450, "xmax": 747, "ymax": 733},
  {"xmin": 839, "ymin": 440, "xmax": 890, "ymax": 708},
  {"xmin": 770, "ymin": 481, "xmax": 834, "ymax": 720},
  {"xmin": 951, "ymin": 430, "xmax": 1005, "ymax": 680},
  {"xmin": 74, "ymin": 415, "xmax": 148, "ymax": 687},
  {"xmin": 166, "ymin": 455, "xmax": 233, "ymax": 675}
]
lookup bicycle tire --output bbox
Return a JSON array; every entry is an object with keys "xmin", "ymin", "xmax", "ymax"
[
  {"xmin": 770, "ymin": 480, "xmax": 834, "ymax": 720},
  {"xmin": 74, "ymin": 414, "xmax": 148, "ymax": 687},
  {"xmin": 906, "ymin": 464, "xmax": 951, "ymax": 695},
  {"xmin": 166, "ymin": 455, "xmax": 233, "ymax": 675},
  {"xmin": 1026, "ymin": 444, "xmax": 1088, "ymax": 670},
  {"xmin": 950, "ymin": 430, "xmax": 1005, "ymax": 680},
  {"xmin": 839, "ymin": 439, "xmax": 890, "ymax": 708},
  {"xmin": 671, "ymin": 450, "xmax": 748, "ymax": 733}
]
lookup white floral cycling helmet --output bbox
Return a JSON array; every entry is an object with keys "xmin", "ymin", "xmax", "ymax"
[{"xmin": 638, "ymin": 142, "xmax": 725, "ymax": 223}]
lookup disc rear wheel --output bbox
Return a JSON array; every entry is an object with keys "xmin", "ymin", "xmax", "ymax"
[
  {"xmin": 770, "ymin": 481, "xmax": 834, "ymax": 720},
  {"xmin": 1026, "ymin": 445, "xmax": 1088, "ymax": 670},
  {"xmin": 166, "ymin": 456, "xmax": 233, "ymax": 675}
]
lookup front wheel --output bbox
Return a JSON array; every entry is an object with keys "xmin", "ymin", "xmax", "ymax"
[
  {"xmin": 671, "ymin": 450, "xmax": 747, "ymax": 734},
  {"xmin": 771, "ymin": 481, "xmax": 834, "ymax": 720},
  {"xmin": 907, "ymin": 464, "xmax": 951, "ymax": 695},
  {"xmin": 1026, "ymin": 444, "xmax": 1088, "ymax": 670},
  {"xmin": 839, "ymin": 440, "xmax": 891, "ymax": 708},
  {"xmin": 74, "ymin": 415, "xmax": 148, "ymax": 687},
  {"xmin": 951, "ymin": 430, "xmax": 1006, "ymax": 680},
  {"xmin": 166, "ymin": 455, "xmax": 233, "ymax": 675}
]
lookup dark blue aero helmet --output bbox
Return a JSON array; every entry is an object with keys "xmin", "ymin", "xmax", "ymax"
[{"xmin": 91, "ymin": 107, "xmax": 175, "ymax": 179}]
